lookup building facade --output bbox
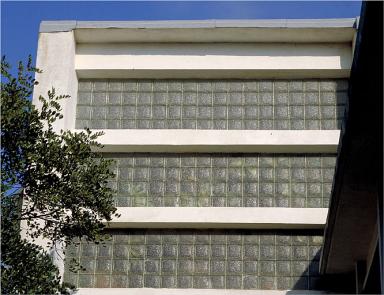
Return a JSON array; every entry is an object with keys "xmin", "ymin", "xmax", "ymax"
[{"xmin": 32, "ymin": 18, "xmax": 358, "ymax": 294}]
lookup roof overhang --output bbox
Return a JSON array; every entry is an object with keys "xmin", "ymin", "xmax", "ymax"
[
  {"xmin": 320, "ymin": 3, "xmax": 382, "ymax": 277},
  {"xmin": 40, "ymin": 19, "xmax": 357, "ymax": 43}
]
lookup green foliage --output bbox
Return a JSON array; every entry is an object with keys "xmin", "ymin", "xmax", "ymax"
[{"xmin": 1, "ymin": 56, "xmax": 119, "ymax": 293}]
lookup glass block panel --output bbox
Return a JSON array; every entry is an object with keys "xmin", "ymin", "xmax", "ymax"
[
  {"xmin": 105, "ymin": 153, "xmax": 336, "ymax": 208},
  {"xmin": 64, "ymin": 229, "xmax": 323, "ymax": 290},
  {"xmin": 76, "ymin": 79, "xmax": 347, "ymax": 130}
]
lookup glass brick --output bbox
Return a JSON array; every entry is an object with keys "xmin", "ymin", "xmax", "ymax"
[
  {"xmin": 320, "ymin": 80, "xmax": 337, "ymax": 92},
  {"xmin": 162, "ymin": 275, "xmax": 177, "ymax": 288},
  {"xmin": 244, "ymin": 245, "xmax": 258, "ymax": 259},
  {"xmin": 138, "ymin": 82, "xmax": 152, "ymax": 92},
  {"xmin": 259, "ymin": 106, "xmax": 273, "ymax": 119},
  {"xmin": 291, "ymin": 168, "xmax": 305, "ymax": 182},
  {"xmin": 214, "ymin": 81, "xmax": 228, "ymax": 92},
  {"xmin": 213, "ymin": 92, "xmax": 227, "ymax": 105},
  {"xmin": 197, "ymin": 106, "xmax": 212, "ymax": 119},
  {"xmin": 182, "ymin": 120, "xmax": 196, "ymax": 129},
  {"xmin": 226, "ymin": 275, "xmax": 242, "ymax": 289},
  {"xmin": 244, "ymin": 92, "xmax": 258, "ymax": 105},
  {"xmin": 259, "ymin": 277, "xmax": 276, "ymax": 290},
  {"xmin": 179, "ymin": 245, "xmax": 193, "ymax": 257},
  {"xmin": 152, "ymin": 106, "xmax": 166, "ymax": 119},
  {"xmin": 123, "ymin": 82, "xmax": 138, "ymax": 93},
  {"xmin": 144, "ymin": 275, "xmax": 161, "ymax": 288},
  {"xmin": 178, "ymin": 260, "xmax": 193, "ymax": 274},
  {"xmin": 304, "ymin": 81, "xmax": 318, "ymax": 91},
  {"xmin": 277, "ymin": 245, "xmax": 292, "ymax": 259},
  {"xmin": 243, "ymin": 81, "xmax": 257, "ymax": 91},
  {"xmin": 228, "ymin": 120, "xmax": 243, "ymax": 129},
  {"xmin": 291, "ymin": 120, "xmax": 305, "ymax": 130},
  {"xmin": 152, "ymin": 92, "xmax": 167, "ymax": 105},
  {"xmin": 259, "ymin": 157, "xmax": 274, "ymax": 168},
  {"xmin": 227, "ymin": 260, "xmax": 242, "ymax": 273},
  {"xmin": 228, "ymin": 106, "xmax": 242, "ymax": 119},
  {"xmin": 168, "ymin": 106, "xmax": 181, "ymax": 119},
  {"xmin": 197, "ymin": 120, "xmax": 212, "ymax": 129},
  {"xmin": 292, "ymin": 261, "xmax": 308, "ymax": 275},
  {"xmin": 323, "ymin": 168, "xmax": 335, "ymax": 182},
  {"xmin": 107, "ymin": 107, "xmax": 122, "ymax": 120},
  {"xmin": 77, "ymin": 92, "xmax": 92, "ymax": 106},
  {"xmin": 305, "ymin": 106, "xmax": 320, "ymax": 119},
  {"xmin": 212, "ymin": 120, "xmax": 225, "ymax": 129},
  {"xmin": 244, "ymin": 260, "xmax": 258, "ymax": 273},
  {"xmin": 260, "ymin": 261, "xmax": 275, "ymax": 275},
  {"xmin": 94, "ymin": 81, "xmax": 108, "ymax": 92},
  {"xmin": 277, "ymin": 261, "xmax": 291, "ymax": 276},
  {"xmin": 244, "ymin": 120, "xmax": 257, "ymax": 129},
  {"xmin": 320, "ymin": 92, "xmax": 336, "ymax": 105},
  {"xmin": 147, "ymin": 245, "xmax": 162, "ymax": 258},
  {"xmin": 167, "ymin": 120, "xmax": 181, "ymax": 129},
  {"xmin": 183, "ymin": 106, "xmax": 196, "ymax": 119},
  {"xmin": 183, "ymin": 82, "xmax": 197, "ymax": 92},
  {"xmin": 289, "ymin": 92, "xmax": 304, "ymax": 105},
  {"xmin": 274, "ymin": 81, "xmax": 288, "ymax": 92},
  {"xmin": 136, "ymin": 106, "xmax": 151, "ymax": 119},
  {"xmin": 129, "ymin": 274, "xmax": 143, "ymax": 287},
  {"xmin": 245, "ymin": 106, "xmax": 258, "ymax": 119},
  {"xmin": 198, "ymin": 93, "xmax": 212, "ymax": 105},
  {"xmin": 168, "ymin": 82, "xmax": 183, "ymax": 92},
  {"xmin": 305, "ymin": 92, "xmax": 319, "ymax": 105},
  {"xmin": 121, "ymin": 106, "xmax": 136, "ymax": 119},
  {"xmin": 321, "ymin": 120, "xmax": 336, "ymax": 130},
  {"xmin": 259, "ymin": 81, "xmax": 273, "ymax": 92},
  {"xmin": 289, "ymin": 81, "xmax": 303, "ymax": 92},
  {"xmin": 111, "ymin": 275, "xmax": 128, "ymax": 288},
  {"xmin": 291, "ymin": 197, "xmax": 306, "ymax": 208},
  {"xmin": 183, "ymin": 92, "xmax": 197, "ymax": 105},
  {"xmin": 291, "ymin": 157, "xmax": 305, "ymax": 167},
  {"xmin": 96, "ymin": 259, "xmax": 112, "ymax": 273},
  {"xmin": 78, "ymin": 274, "xmax": 95, "ymax": 288},
  {"xmin": 152, "ymin": 81, "xmax": 167, "ymax": 92},
  {"xmin": 307, "ymin": 198, "xmax": 322, "ymax": 208},
  {"xmin": 77, "ymin": 106, "xmax": 92, "ymax": 119},
  {"xmin": 272, "ymin": 106, "xmax": 288, "ymax": 120},
  {"xmin": 112, "ymin": 260, "xmax": 129, "ymax": 274},
  {"xmin": 275, "ymin": 93, "xmax": 289, "ymax": 105},
  {"xmin": 145, "ymin": 259, "xmax": 160, "ymax": 273},
  {"xmin": 228, "ymin": 92, "xmax": 242, "ymax": 105},
  {"xmin": 168, "ymin": 92, "xmax": 182, "ymax": 105}
]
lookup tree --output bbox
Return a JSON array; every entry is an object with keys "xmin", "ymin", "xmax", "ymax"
[{"xmin": 1, "ymin": 56, "xmax": 119, "ymax": 293}]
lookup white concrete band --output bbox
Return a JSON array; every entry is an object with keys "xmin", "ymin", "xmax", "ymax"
[
  {"xmin": 77, "ymin": 288, "xmax": 328, "ymax": 295},
  {"xmin": 107, "ymin": 207, "xmax": 328, "ymax": 229},
  {"xmin": 91, "ymin": 130, "xmax": 341, "ymax": 153},
  {"xmin": 75, "ymin": 43, "xmax": 352, "ymax": 79}
]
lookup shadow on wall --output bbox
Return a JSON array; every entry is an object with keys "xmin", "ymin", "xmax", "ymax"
[{"xmin": 290, "ymin": 248, "xmax": 354, "ymax": 293}]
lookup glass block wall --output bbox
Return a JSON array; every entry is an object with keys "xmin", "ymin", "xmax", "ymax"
[
  {"xmin": 64, "ymin": 229, "xmax": 323, "ymax": 290},
  {"xmin": 75, "ymin": 79, "xmax": 348, "ymax": 130},
  {"xmin": 107, "ymin": 153, "xmax": 336, "ymax": 208},
  {"xmin": 69, "ymin": 78, "xmax": 346, "ymax": 290}
]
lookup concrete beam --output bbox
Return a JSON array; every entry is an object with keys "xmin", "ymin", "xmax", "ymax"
[
  {"xmin": 75, "ymin": 43, "xmax": 352, "ymax": 79},
  {"xmin": 89, "ymin": 129, "xmax": 340, "ymax": 153},
  {"xmin": 107, "ymin": 207, "xmax": 328, "ymax": 229},
  {"xmin": 77, "ymin": 288, "xmax": 328, "ymax": 295}
]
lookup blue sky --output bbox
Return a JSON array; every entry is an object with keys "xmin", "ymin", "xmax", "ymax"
[{"xmin": 2, "ymin": 1, "xmax": 362, "ymax": 71}]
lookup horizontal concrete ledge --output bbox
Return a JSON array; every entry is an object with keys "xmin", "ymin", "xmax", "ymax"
[
  {"xmin": 84, "ymin": 130, "xmax": 340, "ymax": 153},
  {"xmin": 107, "ymin": 208, "xmax": 328, "ymax": 229},
  {"xmin": 41, "ymin": 18, "xmax": 357, "ymax": 31},
  {"xmin": 76, "ymin": 69, "xmax": 351, "ymax": 79},
  {"xmin": 77, "ymin": 288, "xmax": 328, "ymax": 295},
  {"xmin": 40, "ymin": 19, "xmax": 356, "ymax": 44}
]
